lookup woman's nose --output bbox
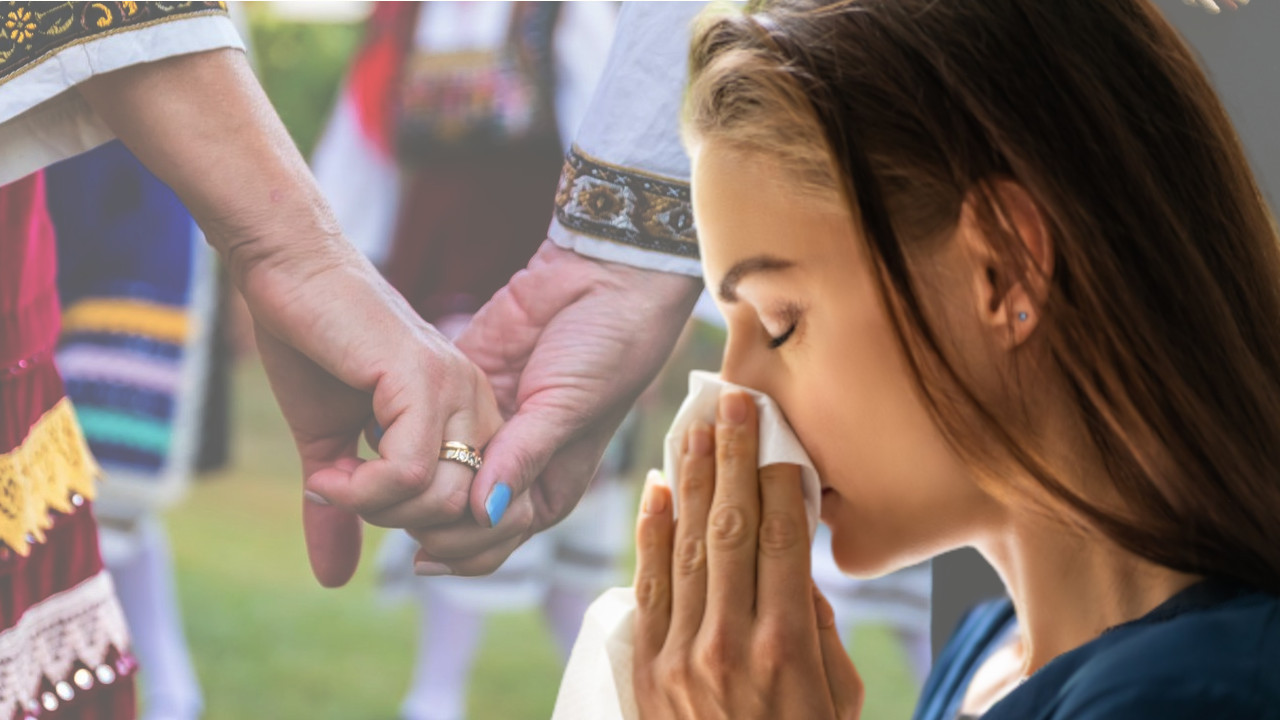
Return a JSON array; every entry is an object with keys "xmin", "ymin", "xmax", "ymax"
[{"xmin": 720, "ymin": 330, "xmax": 773, "ymax": 394}]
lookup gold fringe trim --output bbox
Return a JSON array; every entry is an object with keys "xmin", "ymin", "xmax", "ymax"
[{"xmin": 0, "ymin": 398, "xmax": 100, "ymax": 556}]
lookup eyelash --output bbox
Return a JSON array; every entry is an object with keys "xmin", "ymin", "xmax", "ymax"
[
  {"xmin": 767, "ymin": 304, "xmax": 804, "ymax": 349},
  {"xmin": 768, "ymin": 324, "xmax": 797, "ymax": 349}
]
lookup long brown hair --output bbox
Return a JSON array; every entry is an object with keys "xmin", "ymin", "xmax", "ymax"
[{"xmin": 685, "ymin": 0, "xmax": 1280, "ymax": 593}]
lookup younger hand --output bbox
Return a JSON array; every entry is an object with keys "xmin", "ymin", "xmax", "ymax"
[{"xmin": 632, "ymin": 390, "xmax": 864, "ymax": 719}]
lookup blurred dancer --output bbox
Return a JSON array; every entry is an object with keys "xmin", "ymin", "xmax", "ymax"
[
  {"xmin": 313, "ymin": 4, "xmax": 622, "ymax": 719},
  {"xmin": 49, "ymin": 140, "xmax": 216, "ymax": 720}
]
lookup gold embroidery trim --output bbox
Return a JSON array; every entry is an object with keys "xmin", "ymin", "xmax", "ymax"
[
  {"xmin": 0, "ymin": 398, "xmax": 100, "ymax": 556},
  {"xmin": 0, "ymin": 3, "xmax": 230, "ymax": 87},
  {"xmin": 553, "ymin": 143, "xmax": 699, "ymax": 258}
]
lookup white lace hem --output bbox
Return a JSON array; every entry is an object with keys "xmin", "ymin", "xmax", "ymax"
[{"xmin": 0, "ymin": 570, "xmax": 132, "ymax": 716}]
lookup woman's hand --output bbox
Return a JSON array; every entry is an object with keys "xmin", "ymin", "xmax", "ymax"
[{"xmin": 632, "ymin": 389, "xmax": 864, "ymax": 720}]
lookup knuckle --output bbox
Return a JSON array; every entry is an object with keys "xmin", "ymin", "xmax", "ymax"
[
  {"xmin": 674, "ymin": 537, "xmax": 707, "ymax": 577},
  {"xmin": 636, "ymin": 500, "xmax": 670, "ymax": 536},
  {"xmin": 428, "ymin": 482, "xmax": 471, "ymax": 522},
  {"xmin": 655, "ymin": 655, "xmax": 691, "ymax": 689},
  {"xmin": 758, "ymin": 511, "xmax": 802, "ymax": 557},
  {"xmin": 694, "ymin": 627, "xmax": 740, "ymax": 684},
  {"xmin": 752, "ymin": 620, "xmax": 797, "ymax": 675},
  {"xmin": 716, "ymin": 426, "xmax": 749, "ymax": 463},
  {"xmin": 634, "ymin": 574, "xmax": 670, "ymax": 614},
  {"xmin": 678, "ymin": 456, "xmax": 712, "ymax": 496},
  {"xmin": 708, "ymin": 505, "xmax": 753, "ymax": 551},
  {"xmin": 397, "ymin": 461, "xmax": 432, "ymax": 494}
]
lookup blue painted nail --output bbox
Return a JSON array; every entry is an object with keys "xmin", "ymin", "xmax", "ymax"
[
  {"xmin": 372, "ymin": 424, "xmax": 385, "ymax": 443},
  {"xmin": 485, "ymin": 483, "xmax": 512, "ymax": 526}
]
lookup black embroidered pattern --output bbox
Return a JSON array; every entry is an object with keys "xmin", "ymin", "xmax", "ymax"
[
  {"xmin": 0, "ymin": 2, "xmax": 228, "ymax": 85},
  {"xmin": 554, "ymin": 144, "xmax": 699, "ymax": 259}
]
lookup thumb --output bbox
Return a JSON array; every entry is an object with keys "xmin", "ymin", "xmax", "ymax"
[
  {"xmin": 468, "ymin": 397, "xmax": 597, "ymax": 528},
  {"xmin": 814, "ymin": 583, "xmax": 865, "ymax": 720},
  {"xmin": 303, "ymin": 456, "xmax": 364, "ymax": 587}
]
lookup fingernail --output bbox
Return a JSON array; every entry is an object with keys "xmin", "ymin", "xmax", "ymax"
[
  {"xmin": 688, "ymin": 422, "xmax": 712, "ymax": 457},
  {"xmin": 304, "ymin": 491, "xmax": 331, "ymax": 506},
  {"xmin": 372, "ymin": 424, "xmax": 385, "ymax": 443},
  {"xmin": 643, "ymin": 470, "xmax": 668, "ymax": 514},
  {"xmin": 414, "ymin": 561, "xmax": 453, "ymax": 576},
  {"xmin": 485, "ymin": 483, "xmax": 512, "ymax": 526},
  {"xmin": 719, "ymin": 390, "xmax": 749, "ymax": 425}
]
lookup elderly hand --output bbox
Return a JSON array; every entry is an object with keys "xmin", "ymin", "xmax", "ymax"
[
  {"xmin": 632, "ymin": 390, "xmax": 863, "ymax": 720},
  {"xmin": 78, "ymin": 48, "xmax": 503, "ymax": 587},
  {"xmin": 401, "ymin": 241, "xmax": 701, "ymax": 576},
  {"xmin": 250, "ymin": 254, "xmax": 503, "ymax": 587}
]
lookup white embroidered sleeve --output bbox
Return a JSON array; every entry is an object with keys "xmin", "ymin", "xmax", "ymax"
[
  {"xmin": 548, "ymin": 1, "xmax": 708, "ymax": 277},
  {"xmin": 0, "ymin": 2, "xmax": 244, "ymax": 186},
  {"xmin": 552, "ymin": 1, "xmax": 618, "ymax": 149}
]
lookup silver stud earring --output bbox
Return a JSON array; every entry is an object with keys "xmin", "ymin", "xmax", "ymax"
[{"xmin": 1017, "ymin": 311, "xmax": 1029, "ymax": 322}]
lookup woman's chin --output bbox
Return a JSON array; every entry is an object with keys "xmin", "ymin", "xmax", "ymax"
[{"xmin": 825, "ymin": 515, "xmax": 914, "ymax": 579}]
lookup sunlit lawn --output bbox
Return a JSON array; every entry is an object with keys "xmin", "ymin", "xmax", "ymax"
[{"xmin": 161, "ymin": 352, "xmax": 920, "ymax": 719}]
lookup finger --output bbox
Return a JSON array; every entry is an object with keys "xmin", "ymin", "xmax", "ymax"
[
  {"xmin": 669, "ymin": 422, "xmax": 714, "ymax": 645},
  {"xmin": 633, "ymin": 472, "xmax": 675, "ymax": 661},
  {"xmin": 302, "ymin": 456, "xmax": 364, "ymax": 587},
  {"xmin": 407, "ymin": 493, "xmax": 534, "ymax": 562},
  {"xmin": 359, "ymin": 406, "xmax": 495, "ymax": 529},
  {"xmin": 755, "ymin": 463, "xmax": 811, "ymax": 622},
  {"xmin": 814, "ymin": 584, "xmax": 865, "ymax": 720},
  {"xmin": 425, "ymin": 379, "xmax": 504, "ymax": 526},
  {"xmin": 411, "ymin": 531, "xmax": 529, "ymax": 577},
  {"xmin": 312, "ymin": 374, "xmax": 501, "ymax": 526},
  {"xmin": 706, "ymin": 389, "xmax": 761, "ymax": 622},
  {"xmin": 306, "ymin": 399, "xmax": 444, "ymax": 517},
  {"xmin": 469, "ymin": 391, "xmax": 626, "ymax": 529}
]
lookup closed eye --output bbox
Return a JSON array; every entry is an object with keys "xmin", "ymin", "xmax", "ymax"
[
  {"xmin": 768, "ymin": 323, "xmax": 797, "ymax": 349},
  {"xmin": 767, "ymin": 302, "xmax": 805, "ymax": 349}
]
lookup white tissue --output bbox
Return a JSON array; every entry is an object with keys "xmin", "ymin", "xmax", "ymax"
[
  {"xmin": 551, "ymin": 371, "xmax": 821, "ymax": 720},
  {"xmin": 663, "ymin": 370, "xmax": 822, "ymax": 537}
]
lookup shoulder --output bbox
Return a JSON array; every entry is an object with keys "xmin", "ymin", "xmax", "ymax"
[
  {"xmin": 915, "ymin": 597, "xmax": 1015, "ymax": 720},
  {"xmin": 1053, "ymin": 591, "xmax": 1280, "ymax": 719}
]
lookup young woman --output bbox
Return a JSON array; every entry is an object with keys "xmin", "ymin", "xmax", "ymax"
[{"xmin": 630, "ymin": 1, "xmax": 1280, "ymax": 718}]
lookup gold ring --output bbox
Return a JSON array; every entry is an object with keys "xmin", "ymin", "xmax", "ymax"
[{"xmin": 439, "ymin": 441, "xmax": 483, "ymax": 472}]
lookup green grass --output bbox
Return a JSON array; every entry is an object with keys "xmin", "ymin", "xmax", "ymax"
[
  {"xmin": 164, "ymin": 358, "xmax": 920, "ymax": 719},
  {"xmin": 247, "ymin": 14, "xmax": 364, "ymax": 158}
]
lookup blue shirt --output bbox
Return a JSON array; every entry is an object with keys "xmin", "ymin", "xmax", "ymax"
[{"xmin": 913, "ymin": 578, "xmax": 1280, "ymax": 719}]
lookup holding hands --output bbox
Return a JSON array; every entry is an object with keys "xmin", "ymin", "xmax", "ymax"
[{"xmin": 632, "ymin": 390, "xmax": 863, "ymax": 720}]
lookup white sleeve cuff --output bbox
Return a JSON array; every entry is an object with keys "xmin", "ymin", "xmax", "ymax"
[{"xmin": 0, "ymin": 13, "xmax": 244, "ymax": 185}]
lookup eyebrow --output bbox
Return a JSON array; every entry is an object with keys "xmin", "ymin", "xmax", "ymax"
[{"xmin": 717, "ymin": 255, "xmax": 796, "ymax": 303}]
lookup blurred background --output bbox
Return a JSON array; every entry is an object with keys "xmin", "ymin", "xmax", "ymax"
[
  {"xmin": 56, "ymin": 2, "xmax": 1275, "ymax": 719},
  {"xmin": 136, "ymin": 3, "xmax": 923, "ymax": 719}
]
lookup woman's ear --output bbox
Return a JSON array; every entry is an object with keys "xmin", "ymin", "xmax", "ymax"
[{"xmin": 960, "ymin": 179, "xmax": 1054, "ymax": 349}]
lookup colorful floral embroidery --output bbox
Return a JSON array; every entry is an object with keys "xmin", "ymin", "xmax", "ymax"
[
  {"xmin": 0, "ymin": 398, "xmax": 100, "ymax": 555},
  {"xmin": 4, "ymin": 6, "xmax": 35, "ymax": 44},
  {"xmin": 554, "ymin": 144, "xmax": 699, "ymax": 259},
  {"xmin": 0, "ymin": 2, "xmax": 228, "ymax": 85}
]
